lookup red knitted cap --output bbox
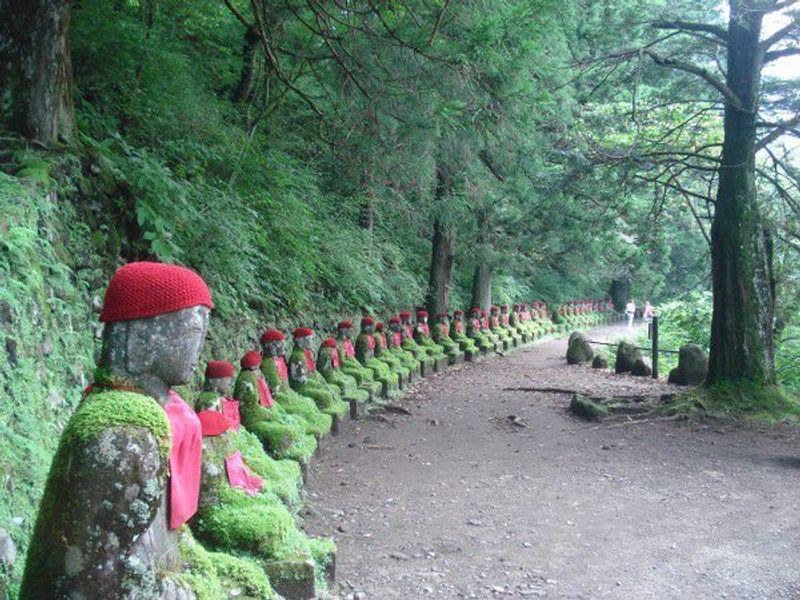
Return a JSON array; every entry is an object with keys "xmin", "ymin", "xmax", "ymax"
[
  {"xmin": 361, "ymin": 316, "xmax": 375, "ymax": 326},
  {"xmin": 416, "ymin": 310, "xmax": 428, "ymax": 318},
  {"xmin": 491, "ymin": 306, "xmax": 499, "ymax": 312},
  {"xmin": 240, "ymin": 351, "xmax": 261, "ymax": 369},
  {"xmin": 260, "ymin": 329, "xmax": 285, "ymax": 343},
  {"xmin": 435, "ymin": 313, "xmax": 448, "ymax": 319},
  {"xmin": 501, "ymin": 305, "xmax": 508, "ymax": 310},
  {"xmin": 205, "ymin": 360, "xmax": 234, "ymax": 379},
  {"xmin": 338, "ymin": 320, "xmax": 353, "ymax": 329},
  {"xmin": 399, "ymin": 311, "xmax": 412, "ymax": 319},
  {"xmin": 480, "ymin": 310, "xmax": 487, "ymax": 316},
  {"xmin": 453, "ymin": 310, "xmax": 464, "ymax": 316},
  {"xmin": 100, "ymin": 261, "xmax": 213, "ymax": 323},
  {"xmin": 321, "ymin": 338, "xmax": 337, "ymax": 348},
  {"xmin": 376, "ymin": 322, "xmax": 384, "ymax": 331},
  {"xmin": 389, "ymin": 316, "xmax": 401, "ymax": 324},
  {"xmin": 293, "ymin": 327, "xmax": 314, "ymax": 339}
]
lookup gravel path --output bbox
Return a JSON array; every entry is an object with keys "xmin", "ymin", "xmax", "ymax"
[{"xmin": 304, "ymin": 324, "xmax": 800, "ymax": 599}]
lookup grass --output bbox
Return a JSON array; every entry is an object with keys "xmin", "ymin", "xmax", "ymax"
[{"xmin": 660, "ymin": 382, "xmax": 800, "ymax": 425}]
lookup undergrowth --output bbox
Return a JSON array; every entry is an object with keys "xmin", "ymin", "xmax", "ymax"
[{"xmin": 661, "ymin": 382, "xmax": 800, "ymax": 424}]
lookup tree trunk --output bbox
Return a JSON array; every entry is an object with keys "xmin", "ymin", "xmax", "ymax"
[
  {"xmin": 3, "ymin": 0, "xmax": 75, "ymax": 143},
  {"xmin": 609, "ymin": 277, "xmax": 630, "ymax": 313},
  {"xmin": 707, "ymin": 4, "xmax": 775, "ymax": 385},
  {"xmin": 426, "ymin": 217, "xmax": 453, "ymax": 315},
  {"xmin": 232, "ymin": 25, "xmax": 260, "ymax": 103},
  {"xmin": 470, "ymin": 263, "xmax": 492, "ymax": 311}
]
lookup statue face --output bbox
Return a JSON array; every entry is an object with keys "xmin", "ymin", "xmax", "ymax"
[
  {"xmin": 338, "ymin": 326, "xmax": 352, "ymax": 339},
  {"xmin": 261, "ymin": 340, "xmax": 285, "ymax": 357},
  {"xmin": 204, "ymin": 376, "xmax": 233, "ymax": 396},
  {"xmin": 126, "ymin": 306, "xmax": 210, "ymax": 386},
  {"xmin": 362, "ymin": 323, "xmax": 375, "ymax": 334},
  {"xmin": 419, "ymin": 316, "xmax": 427, "ymax": 324},
  {"xmin": 390, "ymin": 322, "xmax": 401, "ymax": 332},
  {"xmin": 295, "ymin": 335, "xmax": 313, "ymax": 349}
]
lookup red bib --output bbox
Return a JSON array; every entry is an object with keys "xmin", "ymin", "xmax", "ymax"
[
  {"xmin": 331, "ymin": 349, "xmax": 340, "ymax": 368},
  {"xmin": 164, "ymin": 391, "xmax": 202, "ymax": 530},
  {"xmin": 367, "ymin": 334, "xmax": 376, "ymax": 349},
  {"xmin": 392, "ymin": 331, "xmax": 402, "ymax": 346},
  {"xmin": 419, "ymin": 323, "xmax": 430, "ymax": 335},
  {"xmin": 222, "ymin": 398, "xmax": 240, "ymax": 430},
  {"xmin": 456, "ymin": 321, "xmax": 463, "ymax": 333},
  {"xmin": 197, "ymin": 410, "xmax": 231, "ymax": 437},
  {"xmin": 344, "ymin": 339, "xmax": 356, "ymax": 359},
  {"xmin": 225, "ymin": 451, "xmax": 263, "ymax": 496},
  {"xmin": 273, "ymin": 356, "xmax": 289, "ymax": 381},
  {"xmin": 257, "ymin": 376, "xmax": 273, "ymax": 408},
  {"xmin": 304, "ymin": 349, "xmax": 316, "ymax": 371},
  {"xmin": 405, "ymin": 325, "xmax": 413, "ymax": 338}
]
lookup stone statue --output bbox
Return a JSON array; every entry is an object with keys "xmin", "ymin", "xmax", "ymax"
[
  {"xmin": 287, "ymin": 327, "xmax": 350, "ymax": 424},
  {"xmin": 412, "ymin": 310, "xmax": 449, "ymax": 363},
  {"xmin": 354, "ymin": 316, "xmax": 400, "ymax": 395},
  {"xmin": 316, "ymin": 337, "xmax": 371, "ymax": 405},
  {"xmin": 335, "ymin": 321, "xmax": 383, "ymax": 396},
  {"xmin": 259, "ymin": 329, "xmax": 333, "ymax": 439},
  {"xmin": 488, "ymin": 306, "xmax": 515, "ymax": 349},
  {"xmin": 21, "ymin": 261, "xmax": 268, "ymax": 599},
  {"xmin": 398, "ymin": 311, "xmax": 436, "ymax": 374},
  {"xmin": 234, "ymin": 350, "xmax": 317, "ymax": 465},
  {"xmin": 448, "ymin": 310, "xmax": 480, "ymax": 357},
  {"xmin": 466, "ymin": 307, "xmax": 494, "ymax": 353},
  {"xmin": 193, "ymin": 362, "xmax": 335, "ymax": 599},
  {"xmin": 498, "ymin": 305, "xmax": 523, "ymax": 347},
  {"xmin": 429, "ymin": 313, "xmax": 465, "ymax": 364},
  {"xmin": 386, "ymin": 317, "xmax": 422, "ymax": 376},
  {"xmin": 374, "ymin": 322, "xmax": 413, "ymax": 384}
]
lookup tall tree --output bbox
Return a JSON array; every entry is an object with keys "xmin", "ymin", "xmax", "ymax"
[{"xmin": 1, "ymin": 0, "xmax": 76, "ymax": 143}]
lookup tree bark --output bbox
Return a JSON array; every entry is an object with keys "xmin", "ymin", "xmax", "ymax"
[
  {"xmin": 232, "ymin": 25, "xmax": 260, "ymax": 103},
  {"xmin": 609, "ymin": 277, "xmax": 630, "ymax": 313},
  {"xmin": 3, "ymin": 0, "xmax": 76, "ymax": 143},
  {"xmin": 470, "ymin": 263, "xmax": 492, "ymax": 311},
  {"xmin": 707, "ymin": 2, "xmax": 775, "ymax": 384},
  {"xmin": 426, "ymin": 164, "xmax": 453, "ymax": 314}
]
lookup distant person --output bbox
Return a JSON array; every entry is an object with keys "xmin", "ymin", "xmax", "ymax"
[
  {"xmin": 626, "ymin": 299, "xmax": 636, "ymax": 327},
  {"xmin": 643, "ymin": 301, "xmax": 654, "ymax": 323}
]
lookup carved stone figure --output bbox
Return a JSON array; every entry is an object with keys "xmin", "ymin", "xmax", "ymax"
[
  {"xmin": 448, "ymin": 310, "xmax": 480, "ymax": 358},
  {"xmin": 374, "ymin": 321, "xmax": 413, "ymax": 383},
  {"xmin": 335, "ymin": 321, "xmax": 383, "ymax": 396},
  {"xmin": 21, "ymin": 261, "xmax": 268, "ymax": 600},
  {"xmin": 466, "ymin": 308, "xmax": 494, "ymax": 353},
  {"xmin": 355, "ymin": 316, "xmax": 400, "ymax": 395},
  {"xmin": 386, "ymin": 317, "xmax": 423, "ymax": 376},
  {"xmin": 316, "ymin": 337, "xmax": 371, "ymax": 405},
  {"xmin": 430, "ymin": 313, "xmax": 465, "ymax": 364}
]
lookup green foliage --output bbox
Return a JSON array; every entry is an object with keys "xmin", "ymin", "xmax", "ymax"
[{"xmin": 662, "ymin": 383, "xmax": 800, "ymax": 424}]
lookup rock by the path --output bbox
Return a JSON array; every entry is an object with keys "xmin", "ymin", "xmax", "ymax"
[
  {"xmin": 569, "ymin": 394, "xmax": 608, "ymax": 421},
  {"xmin": 631, "ymin": 356, "xmax": 652, "ymax": 377},
  {"xmin": 0, "ymin": 528, "xmax": 15, "ymax": 599},
  {"xmin": 615, "ymin": 341, "xmax": 643, "ymax": 374},
  {"xmin": 592, "ymin": 355, "xmax": 608, "ymax": 369},
  {"xmin": 668, "ymin": 343, "xmax": 708, "ymax": 386},
  {"xmin": 566, "ymin": 331, "xmax": 594, "ymax": 365}
]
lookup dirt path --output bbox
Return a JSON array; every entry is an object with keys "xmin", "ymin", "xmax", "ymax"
[{"xmin": 304, "ymin": 324, "xmax": 800, "ymax": 599}]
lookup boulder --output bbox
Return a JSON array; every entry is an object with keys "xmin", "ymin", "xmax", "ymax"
[
  {"xmin": 566, "ymin": 331, "xmax": 594, "ymax": 365},
  {"xmin": 615, "ymin": 341, "xmax": 643, "ymax": 374},
  {"xmin": 631, "ymin": 356, "xmax": 652, "ymax": 377},
  {"xmin": 569, "ymin": 394, "xmax": 608, "ymax": 421},
  {"xmin": 592, "ymin": 355, "xmax": 608, "ymax": 369},
  {"xmin": 668, "ymin": 343, "xmax": 708, "ymax": 386}
]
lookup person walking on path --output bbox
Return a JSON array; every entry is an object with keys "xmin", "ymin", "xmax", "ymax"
[
  {"xmin": 626, "ymin": 299, "xmax": 636, "ymax": 327},
  {"xmin": 643, "ymin": 301, "xmax": 654, "ymax": 323}
]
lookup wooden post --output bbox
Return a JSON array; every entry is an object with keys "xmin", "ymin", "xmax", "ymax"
[{"xmin": 651, "ymin": 315, "xmax": 659, "ymax": 379}]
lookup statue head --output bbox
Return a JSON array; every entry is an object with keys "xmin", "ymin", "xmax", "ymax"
[
  {"xmin": 203, "ymin": 361, "xmax": 234, "ymax": 399},
  {"xmin": 500, "ymin": 305, "xmax": 509, "ymax": 314},
  {"xmin": 260, "ymin": 328, "xmax": 286, "ymax": 358},
  {"xmin": 337, "ymin": 320, "xmax": 354, "ymax": 339},
  {"xmin": 399, "ymin": 311, "xmax": 413, "ymax": 325},
  {"xmin": 453, "ymin": 309, "xmax": 464, "ymax": 323},
  {"xmin": 471, "ymin": 307, "xmax": 481, "ymax": 319},
  {"xmin": 389, "ymin": 316, "xmax": 402, "ymax": 332},
  {"xmin": 98, "ymin": 262, "xmax": 213, "ymax": 400},
  {"xmin": 435, "ymin": 312, "xmax": 449, "ymax": 328},
  {"xmin": 293, "ymin": 327, "xmax": 315, "ymax": 350},
  {"xmin": 240, "ymin": 350, "xmax": 262, "ymax": 372},
  {"xmin": 416, "ymin": 310, "xmax": 428, "ymax": 324},
  {"xmin": 360, "ymin": 316, "xmax": 375, "ymax": 334},
  {"xmin": 490, "ymin": 305, "xmax": 500, "ymax": 315},
  {"xmin": 375, "ymin": 322, "xmax": 385, "ymax": 334},
  {"xmin": 320, "ymin": 337, "xmax": 338, "ymax": 361}
]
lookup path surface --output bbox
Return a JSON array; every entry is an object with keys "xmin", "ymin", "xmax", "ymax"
[{"xmin": 304, "ymin": 324, "xmax": 800, "ymax": 599}]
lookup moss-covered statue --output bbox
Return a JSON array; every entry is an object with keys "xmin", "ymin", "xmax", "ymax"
[
  {"xmin": 499, "ymin": 305, "xmax": 523, "ymax": 347},
  {"xmin": 448, "ymin": 310, "xmax": 480, "ymax": 357},
  {"xmin": 509, "ymin": 304, "xmax": 528, "ymax": 342},
  {"xmin": 398, "ymin": 311, "xmax": 435, "ymax": 374},
  {"xmin": 316, "ymin": 337, "xmax": 371, "ymax": 405},
  {"xmin": 488, "ymin": 305, "xmax": 515, "ymax": 349},
  {"xmin": 466, "ymin": 307, "xmax": 495, "ymax": 353},
  {"xmin": 235, "ymin": 350, "xmax": 317, "ymax": 465},
  {"xmin": 479, "ymin": 309, "xmax": 504, "ymax": 351},
  {"xmin": 193, "ymin": 361, "xmax": 335, "ymax": 599},
  {"xmin": 258, "ymin": 329, "xmax": 332, "ymax": 440},
  {"xmin": 21, "ymin": 262, "xmax": 273, "ymax": 599},
  {"xmin": 355, "ymin": 316, "xmax": 400, "ymax": 395},
  {"xmin": 386, "ymin": 316, "xmax": 423, "ymax": 376},
  {"xmin": 374, "ymin": 322, "xmax": 414, "ymax": 384},
  {"xmin": 287, "ymin": 327, "xmax": 350, "ymax": 425},
  {"xmin": 412, "ymin": 310, "xmax": 449, "ymax": 364},
  {"xmin": 430, "ymin": 313, "xmax": 465, "ymax": 364},
  {"xmin": 335, "ymin": 321, "xmax": 383, "ymax": 396}
]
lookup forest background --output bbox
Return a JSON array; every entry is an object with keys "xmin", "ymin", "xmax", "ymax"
[{"xmin": 0, "ymin": 0, "xmax": 798, "ymax": 594}]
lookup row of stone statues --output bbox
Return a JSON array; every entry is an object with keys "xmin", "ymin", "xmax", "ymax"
[{"xmin": 20, "ymin": 262, "xmax": 612, "ymax": 599}]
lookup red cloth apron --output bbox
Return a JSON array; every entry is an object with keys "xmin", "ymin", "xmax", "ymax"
[
  {"xmin": 272, "ymin": 356, "xmax": 289, "ymax": 382},
  {"xmin": 304, "ymin": 349, "xmax": 316, "ymax": 371},
  {"xmin": 222, "ymin": 398, "xmax": 240, "ymax": 430},
  {"xmin": 456, "ymin": 321, "xmax": 463, "ymax": 334},
  {"xmin": 225, "ymin": 451, "xmax": 263, "ymax": 496},
  {"xmin": 404, "ymin": 324, "xmax": 413, "ymax": 338},
  {"xmin": 197, "ymin": 410, "xmax": 231, "ymax": 437},
  {"xmin": 392, "ymin": 331, "xmax": 402, "ymax": 346},
  {"xmin": 331, "ymin": 348, "xmax": 340, "ymax": 368},
  {"xmin": 367, "ymin": 335, "xmax": 376, "ymax": 349},
  {"xmin": 378, "ymin": 334, "xmax": 388, "ymax": 349},
  {"xmin": 344, "ymin": 339, "xmax": 356, "ymax": 359},
  {"xmin": 419, "ymin": 323, "xmax": 430, "ymax": 335},
  {"xmin": 164, "ymin": 390, "xmax": 202, "ymax": 530},
  {"xmin": 257, "ymin": 376, "xmax": 273, "ymax": 408},
  {"xmin": 502, "ymin": 315, "xmax": 510, "ymax": 326}
]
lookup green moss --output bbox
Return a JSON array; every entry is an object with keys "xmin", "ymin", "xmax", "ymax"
[
  {"xmin": 195, "ymin": 391, "xmax": 219, "ymax": 411},
  {"xmin": 177, "ymin": 528, "xmax": 225, "ymax": 600},
  {"xmin": 661, "ymin": 382, "xmax": 800, "ymax": 424},
  {"xmin": 210, "ymin": 551, "xmax": 277, "ymax": 599},
  {"xmin": 569, "ymin": 395, "xmax": 608, "ymax": 421},
  {"xmin": 230, "ymin": 428, "xmax": 302, "ymax": 508}
]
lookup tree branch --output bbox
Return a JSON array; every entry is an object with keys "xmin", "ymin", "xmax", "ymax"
[
  {"xmin": 764, "ymin": 47, "xmax": 800, "ymax": 62},
  {"xmin": 652, "ymin": 20, "xmax": 729, "ymax": 43},
  {"xmin": 756, "ymin": 112, "xmax": 800, "ymax": 149},
  {"xmin": 760, "ymin": 19, "xmax": 799, "ymax": 51},
  {"xmin": 641, "ymin": 48, "xmax": 742, "ymax": 108}
]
